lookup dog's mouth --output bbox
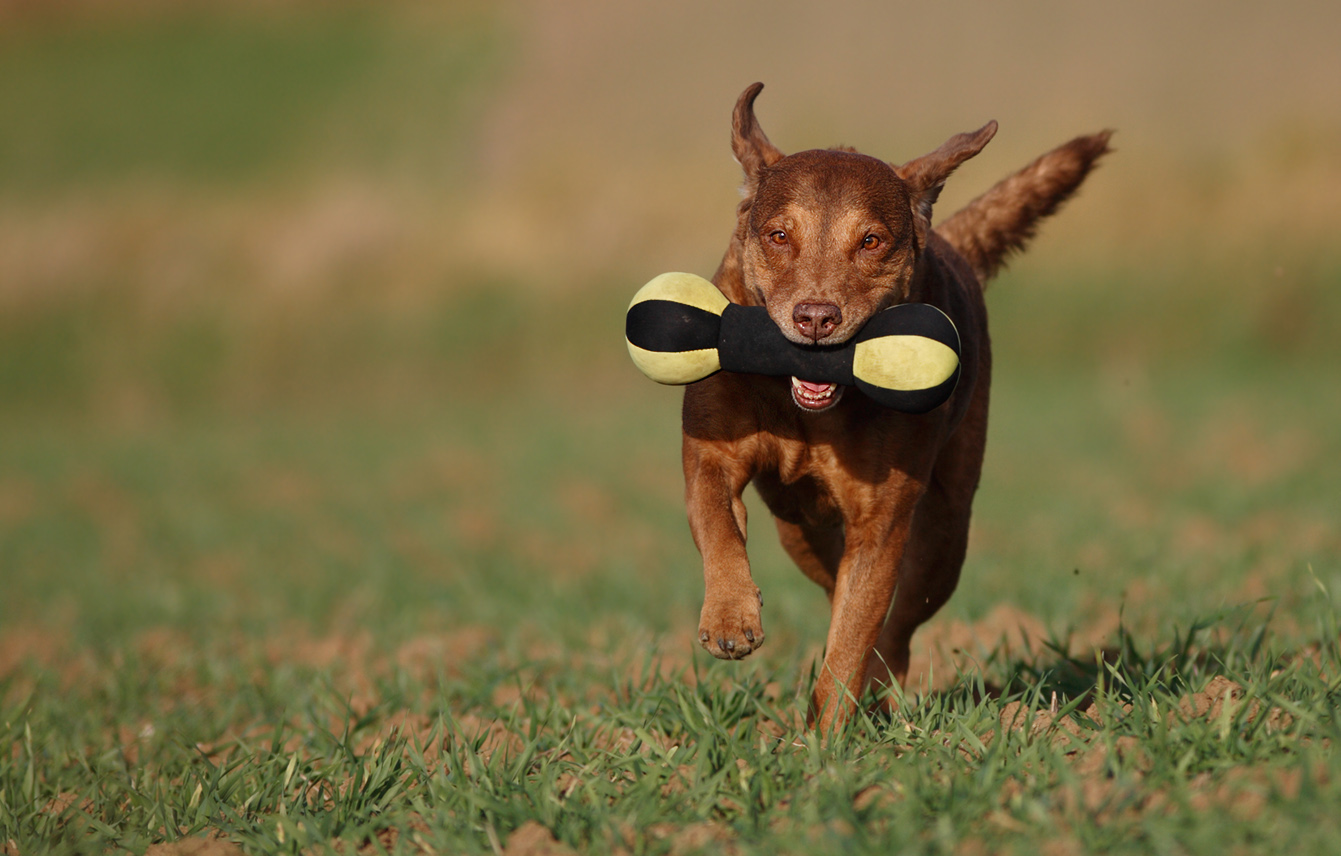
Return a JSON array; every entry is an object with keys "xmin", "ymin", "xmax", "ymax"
[{"xmin": 791, "ymin": 377, "xmax": 844, "ymax": 413}]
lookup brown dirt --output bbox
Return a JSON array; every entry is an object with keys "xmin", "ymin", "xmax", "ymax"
[
  {"xmin": 0, "ymin": 624, "xmax": 71, "ymax": 680},
  {"xmin": 649, "ymin": 820, "xmax": 738, "ymax": 856},
  {"xmin": 143, "ymin": 836, "xmax": 245, "ymax": 856},
  {"xmin": 905, "ymin": 602, "xmax": 1121, "ymax": 694},
  {"xmin": 503, "ymin": 821, "xmax": 580, "ymax": 856}
]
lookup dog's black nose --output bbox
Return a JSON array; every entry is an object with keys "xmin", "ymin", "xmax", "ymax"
[{"xmin": 793, "ymin": 302, "xmax": 842, "ymax": 342}]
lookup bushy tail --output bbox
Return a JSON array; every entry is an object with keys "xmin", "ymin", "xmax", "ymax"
[{"xmin": 937, "ymin": 130, "xmax": 1113, "ymax": 284}]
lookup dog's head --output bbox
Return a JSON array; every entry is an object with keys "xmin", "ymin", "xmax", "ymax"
[{"xmin": 729, "ymin": 83, "xmax": 993, "ymax": 411}]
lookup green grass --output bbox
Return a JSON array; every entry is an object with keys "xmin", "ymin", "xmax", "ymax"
[
  {"xmin": 4, "ymin": 296, "xmax": 1340, "ymax": 852},
  {"xmin": 4, "ymin": 602, "xmax": 1340, "ymax": 854},
  {"xmin": 0, "ymin": 5, "xmax": 500, "ymax": 193},
  {"xmin": 3, "ymin": 4, "xmax": 1341, "ymax": 854}
]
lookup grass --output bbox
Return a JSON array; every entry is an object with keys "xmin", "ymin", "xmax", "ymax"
[
  {"xmin": 4, "ymin": 602, "xmax": 1340, "ymax": 854},
  {"xmin": 4, "ymin": 306, "xmax": 1339, "ymax": 852},
  {"xmin": 0, "ymin": 4, "xmax": 500, "ymax": 194},
  {"xmin": 3, "ymin": 3, "xmax": 1341, "ymax": 854}
]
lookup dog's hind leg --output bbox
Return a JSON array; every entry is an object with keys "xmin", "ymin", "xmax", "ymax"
[{"xmin": 772, "ymin": 516, "xmax": 844, "ymax": 601}]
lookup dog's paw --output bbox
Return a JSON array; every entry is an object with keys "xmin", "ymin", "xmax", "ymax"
[{"xmin": 698, "ymin": 588, "xmax": 765, "ymax": 660}]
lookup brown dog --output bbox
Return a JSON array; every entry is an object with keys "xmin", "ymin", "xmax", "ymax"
[{"xmin": 683, "ymin": 82, "xmax": 1111, "ymax": 734}]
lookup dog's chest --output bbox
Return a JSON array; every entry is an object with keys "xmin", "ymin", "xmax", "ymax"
[
  {"xmin": 753, "ymin": 467, "xmax": 843, "ymax": 528},
  {"xmin": 751, "ymin": 436, "xmax": 854, "ymax": 526}
]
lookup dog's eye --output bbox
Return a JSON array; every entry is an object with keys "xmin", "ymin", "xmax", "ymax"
[
  {"xmin": 862, "ymin": 234, "xmax": 881, "ymax": 251},
  {"xmin": 769, "ymin": 230, "xmax": 788, "ymax": 245}
]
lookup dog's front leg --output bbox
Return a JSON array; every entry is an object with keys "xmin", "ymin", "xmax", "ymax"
[
  {"xmin": 809, "ymin": 496, "xmax": 920, "ymax": 736},
  {"xmin": 683, "ymin": 436, "xmax": 764, "ymax": 660}
]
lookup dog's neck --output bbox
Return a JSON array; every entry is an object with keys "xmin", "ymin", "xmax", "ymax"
[{"xmin": 903, "ymin": 244, "xmax": 940, "ymax": 305}]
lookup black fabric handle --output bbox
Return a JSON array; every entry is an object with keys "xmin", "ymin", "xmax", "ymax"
[{"xmin": 717, "ymin": 304, "xmax": 856, "ymax": 384}]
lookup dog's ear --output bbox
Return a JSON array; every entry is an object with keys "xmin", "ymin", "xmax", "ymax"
[
  {"xmin": 895, "ymin": 121, "xmax": 997, "ymax": 241},
  {"xmin": 732, "ymin": 83, "xmax": 785, "ymax": 190}
]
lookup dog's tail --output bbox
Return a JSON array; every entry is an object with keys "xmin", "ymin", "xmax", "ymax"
[{"xmin": 937, "ymin": 130, "xmax": 1113, "ymax": 285}]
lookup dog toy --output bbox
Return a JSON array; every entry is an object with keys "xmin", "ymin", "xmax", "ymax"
[{"xmin": 625, "ymin": 272, "xmax": 961, "ymax": 413}]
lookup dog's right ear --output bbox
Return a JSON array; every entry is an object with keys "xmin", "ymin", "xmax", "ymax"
[{"xmin": 732, "ymin": 83, "xmax": 785, "ymax": 189}]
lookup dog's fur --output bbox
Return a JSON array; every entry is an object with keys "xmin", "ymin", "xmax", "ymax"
[{"xmin": 683, "ymin": 83, "xmax": 1112, "ymax": 734}]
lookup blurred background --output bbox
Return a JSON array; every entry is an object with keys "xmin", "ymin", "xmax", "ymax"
[{"xmin": 2, "ymin": 0, "xmax": 1339, "ymax": 659}]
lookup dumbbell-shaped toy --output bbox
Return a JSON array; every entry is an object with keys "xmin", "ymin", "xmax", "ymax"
[{"xmin": 625, "ymin": 272, "xmax": 962, "ymax": 414}]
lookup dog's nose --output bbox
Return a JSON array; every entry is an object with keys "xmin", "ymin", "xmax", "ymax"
[{"xmin": 792, "ymin": 302, "xmax": 842, "ymax": 342}]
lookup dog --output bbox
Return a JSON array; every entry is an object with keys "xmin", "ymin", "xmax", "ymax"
[{"xmin": 683, "ymin": 82, "xmax": 1111, "ymax": 734}]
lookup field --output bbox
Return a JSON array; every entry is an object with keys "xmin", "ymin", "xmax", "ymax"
[{"xmin": 3, "ymin": 2, "xmax": 1341, "ymax": 854}]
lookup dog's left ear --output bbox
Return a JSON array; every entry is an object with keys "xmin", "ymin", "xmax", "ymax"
[{"xmin": 895, "ymin": 121, "xmax": 998, "ymax": 243}]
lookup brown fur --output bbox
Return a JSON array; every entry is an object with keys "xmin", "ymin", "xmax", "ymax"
[{"xmin": 683, "ymin": 83, "xmax": 1112, "ymax": 735}]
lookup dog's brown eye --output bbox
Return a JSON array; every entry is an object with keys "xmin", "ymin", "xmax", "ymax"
[
  {"xmin": 862, "ymin": 234, "xmax": 881, "ymax": 250},
  {"xmin": 769, "ymin": 230, "xmax": 788, "ymax": 245}
]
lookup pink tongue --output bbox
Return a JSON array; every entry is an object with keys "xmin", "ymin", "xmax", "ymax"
[{"xmin": 797, "ymin": 379, "xmax": 832, "ymax": 393}]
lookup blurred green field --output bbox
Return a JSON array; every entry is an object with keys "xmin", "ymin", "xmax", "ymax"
[{"xmin": 2, "ymin": 2, "xmax": 1340, "ymax": 854}]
